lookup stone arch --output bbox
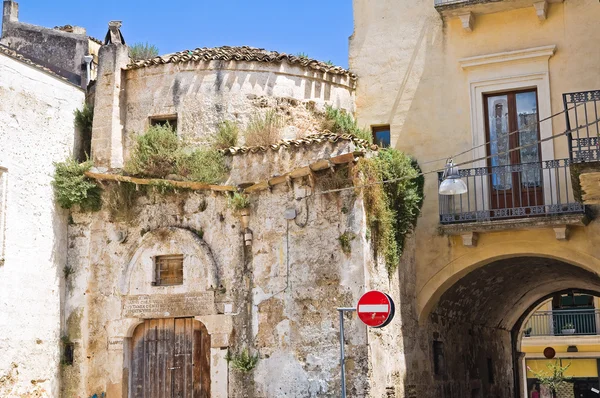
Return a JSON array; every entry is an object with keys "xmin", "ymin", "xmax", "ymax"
[
  {"xmin": 119, "ymin": 227, "xmax": 219, "ymax": 295},
  {"xmin": 417, "ymin": 240, "xmax": 600, "ymax": 323}
]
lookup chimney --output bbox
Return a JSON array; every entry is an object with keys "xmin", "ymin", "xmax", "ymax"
[
  {"xmin": 90, "ymin": 21, "xmax": 128, "ymax": 169},
  {"xmin": 2, "ymin": 1, "xmax": 18, "ymax": 36}
]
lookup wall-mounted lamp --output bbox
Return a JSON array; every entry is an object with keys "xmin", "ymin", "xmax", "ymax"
[{"xmin": 439, "ymin": 159, "xmax": 468, "ymax": 196}]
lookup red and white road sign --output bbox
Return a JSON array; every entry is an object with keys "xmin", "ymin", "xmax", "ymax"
[{"xmin": 356, "ymin": 290, "xmax": 395, "ymax": 328}]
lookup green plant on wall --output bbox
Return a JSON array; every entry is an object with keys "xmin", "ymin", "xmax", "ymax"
[
  {"xmin": 211, "ymin": 120, "xmax": 239, "ymax": 149},
  {"xmin": 52, "ymin": 158, "xmax": 102, "ymax": 211},
  {"xmin": 125, "ymin": 124, "xmax": 228, "ymax": 184},
  {"xmin": 339, "ymin": 232, "xmax": 356, "ymax": 255},
  {"xmin": 322, "ymin": 105, "xmax": 373, "ymax": 144},
  {"xmin": 226, "ymin": 347, "xmax": 259, "ymax": 373},
  {"xmin": 528, "ymin": 360, "xmax": 572, "ymax": 397},
  {"xmin": 354, "ymin": 148, "xmax": 423, "ymax": 275},
  {"xmin": 244, "ymin": 110, "xmax": 283, "ymax": 146},
  {"xmin": 228, "ymin": 192, "xmax": 250, "ymax": 211},
  {"xmin": 129, "ymin": 42, "xmax": 159, "ymax": 61}
]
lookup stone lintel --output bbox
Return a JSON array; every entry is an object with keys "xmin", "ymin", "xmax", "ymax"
[{"xmin": 439, "ymin": 214, "xmax": 589, "ymax": 241}]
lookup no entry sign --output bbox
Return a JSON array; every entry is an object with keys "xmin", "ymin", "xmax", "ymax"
[{"xmin": 357, "ymin": 290, "xmax": 395, "ymax": 328}]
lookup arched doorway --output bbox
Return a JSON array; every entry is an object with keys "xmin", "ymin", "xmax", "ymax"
[
  {"xmin": 130, "ymin": 318, "xmax": 211, "ymax": 398},
  {"xmin": 424, "ymin": 256, "xmax": 600, "ymax": 398}
]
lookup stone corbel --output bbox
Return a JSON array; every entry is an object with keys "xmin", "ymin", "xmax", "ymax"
[
  {"xmin": 461, "ymin": 232, "xmax": 478, "ymax": 247},
  {"xmin": 533, "ymin": 1, "xmax": 548, "ymax": 21},
  {"xmin": 553, "ymin": 225, "xmax": 568, "ymax": 241},
  {"xmin": 458, "ymin": 12, "xmax": 474, "ymax": 32}
]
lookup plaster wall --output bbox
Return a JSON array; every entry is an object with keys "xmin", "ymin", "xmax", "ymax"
[
  {"xmin": 64, "ymin": 147, "xmax": 374, "ymax": 397},
  {"xmin": 0, "ymin": 53, "xmax": 84, "ymax": 397},
  {"xmin": 350, "ymin": 0, "xmax": 600, "ymax": 310},
  {"xmin": 350, "ymin": 0, "xmax": 600, "ymax": 396}
]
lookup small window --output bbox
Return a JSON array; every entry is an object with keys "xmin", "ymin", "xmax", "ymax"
[
  {"xmin": 372, "ymin": 125, "xmax": 391, "ymax": 148},
  {"xmin": 150, "ymin": 115, "xmax": 177, "ymax": 131},
  {"xmin": 433, "ymin": 341, "xmax": 445, "ymax": 376},
  {"xmin": 153, "ymin": 254, "xmax": 184, "ymax": 286},
  {"xmin": 487, "ymin": 358, "xmax": 494, "ymax": 384}
]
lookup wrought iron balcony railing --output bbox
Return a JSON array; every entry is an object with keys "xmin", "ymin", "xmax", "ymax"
[
  {"xmin": 524, "ymin": 309, "xmax": 600, "ymax": 337},
  {"xmin": 565, "ymin": 89, "xmax": 600, "ymax": 163},
  {"xmin": 438, "ymin": 159, "xmax": 585, "ymax": 224}
]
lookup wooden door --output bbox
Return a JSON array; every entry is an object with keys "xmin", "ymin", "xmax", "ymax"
[
  {"xmin": 484, "ymin": 89, "xmax": 544, "ymax": 213},
  {"xmin": 131, "ymin": 318, "xmax": 210, "ymax": 398}
]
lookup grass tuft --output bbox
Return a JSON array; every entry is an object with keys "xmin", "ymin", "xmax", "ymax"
[
  {"xmin": 322, "ymin": 105, "xmax": 372, "ymax": 144},
  {"xmin": 244, "ymin": 110, "xmax": 283, "ymax": 146},
  {"xmin": 211, "ymin": 120, "xmax": 239, "ymax": 149},
  {"xmin": 125, "ymin": 124, "xmax": 228, "ymax": 184},
  {"xmin": 129, "ymin": 42, "xmax": 159, "ymax": 61}
]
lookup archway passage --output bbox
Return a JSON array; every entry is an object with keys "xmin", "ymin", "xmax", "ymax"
[
  {"xmin": 426, "ymin": 257, "xmax": 600, "ymax": 398},
  {"xmin": 131, "ymin": 318, "xmax": 210, "ymax": 398}
]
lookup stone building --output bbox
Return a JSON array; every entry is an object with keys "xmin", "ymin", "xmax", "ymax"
[
  {"xmin": 60, "ymin": 22, "xmax": 399, "ymax": 398},
  {"xmin": 0, "ymin": 38, "xmax": 85, "ymax": 397},
  {"xmin": 350, "ymin": 0, "xmax": 600, "ymax": 397},
  {"xmin": 1, "ymin": 0, "xmax": 100, "ymax": 88}
]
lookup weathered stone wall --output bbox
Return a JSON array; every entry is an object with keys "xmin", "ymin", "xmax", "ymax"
[
  {"xmin": 121, "ymin": 60, "xmax": 356, "ymax": 155},
  {"xmin": 64, "ymin": 150, "xmax": 373, "ymax": 397},
  {"xmin": 1, "ymin": 1, "xmax": 91, "ymax": 86},
  {"xmin": 0, "ymin": 52, "xmax": 85, "ymax": 397}
]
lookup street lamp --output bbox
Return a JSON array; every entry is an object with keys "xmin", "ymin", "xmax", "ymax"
[{"xmin": 439, "ymin": 159, "xmax": 468, "ymax": 195}]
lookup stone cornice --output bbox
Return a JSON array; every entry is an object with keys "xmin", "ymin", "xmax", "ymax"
[{"xmin": 459, "ymin": 45, "xmax": 556, "ymax": 69}]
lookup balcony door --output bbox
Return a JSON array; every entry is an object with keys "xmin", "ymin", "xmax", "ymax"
[{"xmin": 484, "ymin": 89, "xmax": 543, "ymax": 212}]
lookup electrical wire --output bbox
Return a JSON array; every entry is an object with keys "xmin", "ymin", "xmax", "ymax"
[
  {"xmin": 418, "ymin": 103, "xmax": 582, "ymax": 166},
  {"xmin": 316, "ymin": 116, "xmax": 600, "ymax": 195}
]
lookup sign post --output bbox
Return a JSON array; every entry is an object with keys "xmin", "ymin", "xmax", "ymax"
[
  {"xmin": 337, "ymin": 291, "xmax": 395, "ymax": 398},
  {"xmin": 337, "ymin": 307, "xmax": 355, "ymax": 398}
]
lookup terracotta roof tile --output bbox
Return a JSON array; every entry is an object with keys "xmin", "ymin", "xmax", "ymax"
[
  {"xmin": 221, "ymin": 132, "xmax": 375, "ymax": 156},
  {"xmin": 126, "ymin": 46, "xmax": 356, "ymax": 79},
  {"xmin": 88, "ymin": 36, "xmax": 103, "ymax": 45}
]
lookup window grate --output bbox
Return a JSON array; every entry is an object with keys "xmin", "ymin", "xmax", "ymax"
[{"xmin": 154, "ymin": 254, "xmax": 184, "ymax": 286}]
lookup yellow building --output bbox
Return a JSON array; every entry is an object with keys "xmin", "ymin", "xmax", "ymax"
[
  {"xmin": 350, "ymin": 0, "xmax": 600, "ymax": 397},
  {"xmin": 522, "ymin": 294, "xmax": 600, "ymax": 397}
]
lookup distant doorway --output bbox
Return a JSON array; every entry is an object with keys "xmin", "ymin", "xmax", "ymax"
[{"xmin": 130, "ymin": 318, "xmax": 210, "ymax": 398}]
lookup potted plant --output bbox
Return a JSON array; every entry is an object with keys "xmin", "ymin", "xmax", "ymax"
[
  {"xmin": 562, "ymin": 323, "xmax": 576, "ymax": 335},
  {"xmin": 524, "ymin": 327, "xmax": 532, "ymax": 337},
  {"xmin": 528, "ymin": 360, "xmax": 572, "ymax": 398}
]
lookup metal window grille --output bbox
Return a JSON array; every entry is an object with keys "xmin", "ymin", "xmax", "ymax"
[{"xmin": 154, "ymin": 254, "xmax": 184, "ymax": 286}]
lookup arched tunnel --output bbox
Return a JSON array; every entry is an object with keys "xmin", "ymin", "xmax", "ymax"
[{"xmin": 426, "ymin": 256, "xmax": 600, "ymax": 398}]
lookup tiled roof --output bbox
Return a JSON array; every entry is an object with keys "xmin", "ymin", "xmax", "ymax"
[
  {"xmin": 0, "ymin": 44, "xmax": 79, "ymax": 87},
  {"xmin": 126, "ymin": 46, "xmax": 356, "ymax": 79},
  {"xmin": 221, "ymin": 132, "xmax": 375, "ymax": 156},
  {"xmin": 88, "ymin": 36, "xmax": 103, "ymax": 45}
]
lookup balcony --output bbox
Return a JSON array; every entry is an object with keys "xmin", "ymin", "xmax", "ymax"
[
  {"xmin": 565, "ymin": 89, "xmax": 600, "ymax": 204},
  {"xmin": 438, "ymin": 160, "xmax": 587, "ymax": 244},
  {"xmin": 434, "ymin": 0, "xmax": 564, "ymax": 28},
  {"xmin": 524, "ymin": 309, "xmax": 600, "ymax": 337}
]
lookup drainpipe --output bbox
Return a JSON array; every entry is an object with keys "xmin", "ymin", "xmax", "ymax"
[{"xmin": 83, "ymin": 55, "xmax": 93, "ymax": 86}]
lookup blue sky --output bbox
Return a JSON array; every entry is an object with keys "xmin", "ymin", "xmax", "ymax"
[{"xmin": 16, "ymin": 0, "xmax": 354, "ymax": 67}]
